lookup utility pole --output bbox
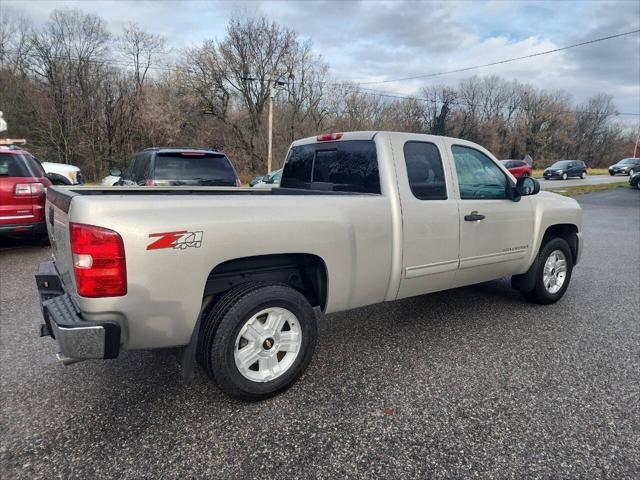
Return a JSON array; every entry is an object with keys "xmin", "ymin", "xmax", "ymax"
[
  {"xmin": 267, "ymin": 79, "xmax": 274, "ymax": 174},
  {"xmin": 241, "ymin": 75, "xmax": 289, "ymax": 174},
  {"xmin": 634, "ymin": 125, "xmax": 639, "ymax": 158}
]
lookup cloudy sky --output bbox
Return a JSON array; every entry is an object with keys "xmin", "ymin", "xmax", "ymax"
[{"xmin": 4, "ymin": 0, "xmax": 640, "ymax": 119}]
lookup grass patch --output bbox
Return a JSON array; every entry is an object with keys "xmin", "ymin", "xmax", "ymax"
[
  {"xmin": 532, "ymin": 168, "xmax": 610, "ymax": 178},
  {"xmin": 546, "ymin": 182, "xmax": 628, "ymax": 197}
]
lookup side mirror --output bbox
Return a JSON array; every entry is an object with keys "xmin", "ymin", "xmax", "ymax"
[
  {"xmin": 264, "ymin": 175, "xmax": 274, "ymax": 184},
  {"xmin": 110, "ymin": 168, "xmax": 122, "ymax": 177},
  {"xmin": 512, "ymin": 176, "xmax": 540, "ymax": 201}
]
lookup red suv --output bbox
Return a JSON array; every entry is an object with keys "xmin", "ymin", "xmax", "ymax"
[
  {"xmin": 500, "ymin": 159, "xmax": 532, "ymax": 179},
  {"xmin": 0, "ymin": 147, "xmax": 52, "ymax": 238}
]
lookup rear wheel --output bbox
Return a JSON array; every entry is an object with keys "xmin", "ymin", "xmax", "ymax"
[
  {"xmin": 198, "ymin": 282, "xmax": 317, "ymax": 401},
  {"xmin": 519, "ymin": 237, "xmax": 573, "ymax": 305}
]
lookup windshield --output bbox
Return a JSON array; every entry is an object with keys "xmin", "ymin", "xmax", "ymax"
[
  {"xmin": 270, "ymin": 169, "xmax": 282, "ymax": 182},
  {"xmin": 154, "ymin": 153, "xmax": 237, "ymax": 185},
  {"xmin": 550, "ymin": 161, "xmax": 572, "ymax": 168}
]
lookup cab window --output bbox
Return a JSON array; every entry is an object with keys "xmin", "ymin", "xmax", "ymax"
[
  {"xmin": 452, "ymin": 145, "xmax": 508, "ymax": 200},
  {"xmin": 403, "ymin": 142, "xmax": 447, "ymax": 200}
]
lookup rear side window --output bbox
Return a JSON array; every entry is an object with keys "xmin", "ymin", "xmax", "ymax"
[
  {"xmin": 153, "ymin": 153, "xmax": 237, "ymax": 185},
  {"xmin": 281, "ymin": 140, "xmax": 380, "ymax": 193},
  {"xmin": 0, "ymin": 153, "xmax": 42, "ymax": 177},
  {"xmin": 403, "ymin": 142, "xmax": 446, "ymax": 200}
]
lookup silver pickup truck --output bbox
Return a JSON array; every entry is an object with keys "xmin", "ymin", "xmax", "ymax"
[{"xmin": 36, "ymin": 131, "xmax": 582, "ymax": 400}]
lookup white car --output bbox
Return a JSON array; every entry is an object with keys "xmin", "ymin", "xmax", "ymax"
[
  {"xmin": 42, "ymin": 162, "xmax": 82, "ymax": 185},
  {"xmin": 101, "ymin": 168, "xmax": 122, "ymax": 186},
  {"xmin": 253, "ymin": 168, "xmax": 282, "ymax": 188}
]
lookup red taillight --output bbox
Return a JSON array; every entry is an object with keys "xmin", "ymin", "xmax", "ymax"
[
  {"xmin": 180, "ymin": 151, "xmax": 206, "ymax": 156},
  {"xmin": 235, "ymin": 178, "xmax": 242, "ymax": 187},
  {"xmin": 70, "ymin": 223, "xmax": 127, "ymax": 298},
  {"xmin": 145, "ymin": 179, "xmax": 154, "ymax": 186},
  {"xmin": 15, "ymin": 182, "xmax": 45, "ymax": 196},
  {"xmin": 316, "ymin": 132, "xmax": 343, "ymax": 141}
]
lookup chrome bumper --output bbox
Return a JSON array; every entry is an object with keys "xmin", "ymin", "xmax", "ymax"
[{"xmin": 36, "ymin": 261, "xmax": 120, "ymax": 362}]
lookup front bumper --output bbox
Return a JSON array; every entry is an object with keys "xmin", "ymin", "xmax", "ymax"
[
  {"xmin": 0, "ymin": 221, "xmax": 47, "ymax": 237},
  {"xmin": 36, "ymin": 261, "xmax": 120, "ymax": 361},
  {"xmin": 543, "ymin": 171, "xmax": 561, "ymax": 179}
]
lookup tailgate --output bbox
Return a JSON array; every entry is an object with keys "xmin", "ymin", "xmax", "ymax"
[{"xmin": 46, "ymin": 187, "xmax": 78, "ymax": 293}]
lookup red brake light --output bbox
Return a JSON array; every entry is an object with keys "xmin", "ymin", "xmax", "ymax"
[
  {"xmin": 144, "ymin": 179, "xmax": 154, "ymax": 186},
  {"xmin": 180, "ymin": 151, "xmax": 206, "ymax": 156},
  {"xmin": 15, "ymin": 182, "xmax": 44, "ymax": 196},
  {"xmin": 70, "ymin": 223, "xmax": 127, "ymax": 298},
  {"xmin": 235, "ymin": 178, "xmax": 242, "ymax": 187},
  {"xmin": 316, "ymin": 132, "xmax": 343, "ymax": 141}
]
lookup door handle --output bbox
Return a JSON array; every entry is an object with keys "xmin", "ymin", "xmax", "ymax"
[{"xmin": 464, "ymin": 211, "xmax": 485, "ymax": 222}]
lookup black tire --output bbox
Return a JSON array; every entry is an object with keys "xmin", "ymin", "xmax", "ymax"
[
  {"xmin": 629, "ymin": 169, "xmax": 635, "ymax": 177},
  {"xmin": 561, "ymin": 173, "xmax": 568, "ymax": 180},
  {"xmin": 198, "ymin": 282, "xmax": 317, "ymax": 401},
  {"xmin": 520, "ymin": 237, "xmax": 573, "ymax": 305}
]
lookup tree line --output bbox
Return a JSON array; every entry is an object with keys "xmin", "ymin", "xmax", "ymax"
[{"xmin": 0, "ymin": 9, "xmax": 634, "ymax": 181}]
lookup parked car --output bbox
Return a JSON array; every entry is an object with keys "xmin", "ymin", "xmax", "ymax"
[
  {"xmin": 0, "ymin": 147, "xmax": 51, "ymax": 238},
  {"xmin": 500, "ymin": 160, "xmax": 532, "ymax": 179},
  {"xmin": 38, "ymin": 131, "xmax": 583, "ymax": 401},
  {"xmin": 543, "ymin": 160, "xmax": 587, "ymax": 180},
  {"xmin": 117, "ymin": 147, "xmax": 241, "ymax": 187},
  {"xmin": 252, "ymin": 168, "xmax": 283, "ymax": 187},
  {"xmin": 609, "ymin": 158, "xmax": 640, "ymax": 176},
  {"xmin": 249, "ymin": 175, "xmax": 265, "ymax": 187},
  {"xmin": 101, "ymin": 170, "xmax": 121, "ymax": 186},
  {"xmin": 629, "ymin": 171, "xmax": 640, "ymax": 189},
  {"xmin": 42, "ymin": 161, "xmax": 83, "ymax": 185}
]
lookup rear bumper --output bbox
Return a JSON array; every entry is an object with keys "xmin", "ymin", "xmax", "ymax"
[
  {"xmin": 36, "ymin": 261, "xmax": 120, "ymax": 361},
  {"xmin": 0, "ymin": 221, "xmax": 47, "ymax": 237}
]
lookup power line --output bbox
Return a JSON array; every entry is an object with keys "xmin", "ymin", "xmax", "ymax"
[
  {"xmin": 3, "ymin": 28, "xmax": 639, "ymax": 117},
  {"xmin": 356, "ymin": 28, "xmax": 640, "ymax": 85}
]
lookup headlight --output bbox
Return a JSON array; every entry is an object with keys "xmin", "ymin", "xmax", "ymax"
[{"xmin": 557, "ymin": 170, "xmax": 563, "ymax": 174}]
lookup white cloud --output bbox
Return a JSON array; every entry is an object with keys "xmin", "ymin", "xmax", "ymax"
[{"xmin": 3, "ymin": 0, "xmax": 638, "ymax": 116}]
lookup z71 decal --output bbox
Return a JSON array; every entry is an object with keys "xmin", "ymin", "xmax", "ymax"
[{"xmin": 147, "ymin": 230, "xmax": 203, "ymax": 250}]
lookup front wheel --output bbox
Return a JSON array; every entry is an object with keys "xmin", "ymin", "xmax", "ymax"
[
  {"xmin": 580, "ymin": 172, "xmax": 587, "ymax": 179},
  {"xmin": 519, "ymin": 237, "xmax": 573, "ymax": 304},
  {"xmin": 629, "ymin": 169, "xmax": 635, "ymax": 177},
  {"xmin": 561, "ymin": 173, "xmax": 568, "ymax": 180},
  {"xmin": 198, "ymin": 282, "xmax": 317, "ymax": 401}
]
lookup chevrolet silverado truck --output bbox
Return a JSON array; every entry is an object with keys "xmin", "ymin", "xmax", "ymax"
[{"xmin": 36, "ymin": 131, "xmax": 583, "ymax": 400}]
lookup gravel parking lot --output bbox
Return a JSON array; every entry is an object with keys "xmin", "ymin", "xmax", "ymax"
[{"xmin": 1, "ymin": 189, "xmax": 639, "ymax": 479}]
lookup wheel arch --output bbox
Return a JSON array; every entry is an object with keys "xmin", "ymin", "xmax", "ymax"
[
  {"xmin": 542, "ymin": 223, "xmax": 579, "ymax": 264},
  {"xmin": 202, "ymin": 253, "xmax": 329, "ymax": 312},
  {"xmin": 46, "ymin": 172, "xmax": 72, "ymax": 185},
  {"xmin": 512, "ymin": 223, "xmax": 579, "ymax": 294}
]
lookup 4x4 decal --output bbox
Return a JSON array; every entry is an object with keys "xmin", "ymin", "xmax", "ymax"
[{"xmin": 147, "ymin": 230, "xmax": 203, "ymax": 250}]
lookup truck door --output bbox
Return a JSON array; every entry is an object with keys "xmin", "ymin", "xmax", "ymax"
[
  {"xmin": 448, "ymin": 143, "xmax": 535, "ymax": 287},
  {"xmin": 393, "ymin": 136, "xmax": 460, "ymax": 299}
]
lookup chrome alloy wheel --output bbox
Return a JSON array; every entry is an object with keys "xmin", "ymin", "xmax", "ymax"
[
  {"xmin": 543, "ymin": 249, "xmax": 567, "ymax": 294},
  {"xmin": 234, "ymin": 307, "xmax": 302, "ymax": 382}
]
